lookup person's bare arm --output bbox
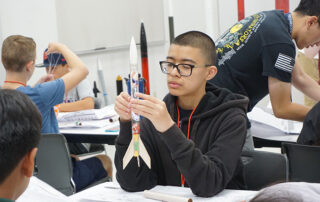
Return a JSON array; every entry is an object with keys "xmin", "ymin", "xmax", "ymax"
[
  {"xmin": 268, "ymin": 76, "xmax": 310, "ymax": 122},
  {"xmin": 292, "ymin": 61, "xmax": 320, "ymax": 101},
  {"xmin": 59, "ymin": 97, "xmax": 94, "ymax": 112},
  {"xmin": 47, "ymin": 43, "xmax": 88, "ymax": 92}
]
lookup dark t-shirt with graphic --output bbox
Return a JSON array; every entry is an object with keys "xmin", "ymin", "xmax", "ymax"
[{"xmin": 209, "ymin": 10, "xmax": 295, "ymax": 112}]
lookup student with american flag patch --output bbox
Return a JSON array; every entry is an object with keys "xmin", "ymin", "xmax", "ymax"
[{"xmin": 209, "ymin": 0, "xmax": 320, "ymax": 151}]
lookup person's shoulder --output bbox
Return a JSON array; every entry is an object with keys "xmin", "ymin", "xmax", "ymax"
[
  {"xmin": 16, "ymin": 85, "xmax": 38, "ymax": 97},
  {"xmin": 260, "ymin": 10, "xmax": 289, "ymax": 32},
  {"xmin": 33, "ymin": 79, "xmax": 65, "ymax": 100},
  {"xmin": 37, "ymin": 78, "xmax": 65, "ymax": 89}
]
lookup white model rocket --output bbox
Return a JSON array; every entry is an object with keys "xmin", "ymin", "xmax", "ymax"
[{"xmin": 122, "ymin": 37, "xmax": 151, "ymax": 169}]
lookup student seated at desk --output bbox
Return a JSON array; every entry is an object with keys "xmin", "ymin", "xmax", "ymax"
[
  {"xmin": 1, "ymin": 35, "xmax": 112, "ymax": 192},
  {"xmin": 0, "ymin": 89, "xmax": 41, "ymax": 201},
  {"xmin": 41, "ymin": 50, "xmax": 94, "ymax": 112},
  {"xmin": 40, "ymin": 50, "xmax": 102, "ymax": 155},
  {"xmin": 114, "ymin": 31, "xmax": 248, "ymax": 197}
]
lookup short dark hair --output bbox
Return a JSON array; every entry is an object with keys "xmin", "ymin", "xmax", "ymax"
[
  {"xmin": 294, "ymin": 0, "xmax": 320, "ymax": 25},
  {"xmin": 0, "ymin": 89, "xmax": 41, "ymax": 184},
  {"xmin": 172, "ymin": 31, "xmax": 216, "ymax": 65},
  {"xmin": 1, "ymin": 35, "xmax": 36, "ymax": 72}
]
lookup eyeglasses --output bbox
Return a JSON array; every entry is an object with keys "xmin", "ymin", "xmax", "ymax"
[{"xmin": 159, "ymin": 61, "xmax": 211, "ymax": 77}]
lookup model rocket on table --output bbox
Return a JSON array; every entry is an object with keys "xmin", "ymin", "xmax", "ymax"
[{"xmin": 122, "ymin": 37, "xmax": 151, "ymax": 170}]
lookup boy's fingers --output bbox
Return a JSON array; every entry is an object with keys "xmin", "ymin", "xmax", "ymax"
[
  {"xmin": 120, "ymin": 92, "xmax": 130, "ymax": 102},
  {"xmin": 131, "ymin": 99, "xmax": 155, "ymax": 110},
  {"xmin": 135, "ymin": 93, "xmax": 160, "ymax": 104}
]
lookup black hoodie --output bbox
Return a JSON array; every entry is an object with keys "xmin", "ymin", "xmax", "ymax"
[{"xmin": 114, "ymin": 83, "xmax": 249, "ymax": 197}]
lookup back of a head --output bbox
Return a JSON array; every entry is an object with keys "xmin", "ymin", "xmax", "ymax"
[
  {"xmin": 250, "ymin": 183, "xmax": 304, "ymax": 202},
  {"xmin": 294, "ymin": 0, "xmax": 320, "ymax": 25},
  {"xmin": 1, "ymin": 35, "xmax": 36, "ymax": 72},
  {"xmin": 172, "ymin": 31, "xmax": 216, "ymax": 65},
  {"xmin": 0, "ymin": 89, "xmax": 41, "ymax": 184}
]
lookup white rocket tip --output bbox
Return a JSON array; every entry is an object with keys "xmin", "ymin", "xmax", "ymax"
[{"xmin": 130, "ymin": 37, "xmax": 138, "ymax": 66}]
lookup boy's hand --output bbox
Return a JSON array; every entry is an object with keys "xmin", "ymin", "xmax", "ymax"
[
  {"xmin": 37, "ymin": 74, "xmax": 54, "ymax": 84},
  {"xmin": 114, "ymin": 92, "xmax": 132, "ymax": 122},
  {"xmin": 47, "ymin": 42, "xmax": 66, "ymax": 54},
  {"xmin": 131, "ymin": 93, "xmax": 175, "ymax": 133}
]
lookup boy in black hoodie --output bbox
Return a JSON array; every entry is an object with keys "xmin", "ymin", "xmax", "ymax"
[{"xmin": 114, "ymin": 31, "xmax": 248, "ymax": 197}]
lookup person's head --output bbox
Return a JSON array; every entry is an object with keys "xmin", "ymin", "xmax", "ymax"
[
  {"xmin": 42, "ymin": 50, "xmax": 69, "ymax": 79},
  {"xmin": 293, "ymin": 0, "xmax": 320, "ymax": 49},
  {"xmin": 0, "ymin": 89, "xmax": 41, "ymax": 200},
  {"xmin": 249, "ymin": 182, "xmax": 306, "ymax": 202},
  {"xmin": 160, "ymin": 31, "xmax": 217, "ymax": 99},
  {"xmin": 1, "ymin": 35, "xmax": 36, "ymax": 80}
]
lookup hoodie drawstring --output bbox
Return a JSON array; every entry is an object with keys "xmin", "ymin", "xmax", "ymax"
[{"xmin": 176, "ymin": 101, "xmax": 198, "ymax": 187}]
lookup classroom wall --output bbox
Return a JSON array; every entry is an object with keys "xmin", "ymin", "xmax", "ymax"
[
  {"xmin": 0, "ymin": 0, "xmax": 306, "ymax": 106},
  {"xmin": 0, "ymin": 0, "xmax": 58, "ymax": 87}
]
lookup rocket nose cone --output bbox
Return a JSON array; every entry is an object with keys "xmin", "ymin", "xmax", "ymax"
[{"xmin": 130, "ymin": 37, "xmax": 138, "ymax": 65}]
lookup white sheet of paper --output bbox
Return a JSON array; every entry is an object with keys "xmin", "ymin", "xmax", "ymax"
[
  {"xmin": 248, "ymin": 107, "xmax": 302, "ymax": 134},
  {"xmin": 69, "ymin": 182, "xmax": 257, "ymax": 202},
  {"xmin": 16, "ymin": 177, "xmax": 68, "ymax": 202},
  {"xmin": 69, "ymin": 182, "xmax": 154, "ymax": 202}
]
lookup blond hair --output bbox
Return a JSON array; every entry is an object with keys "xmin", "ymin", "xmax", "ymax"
[{"xmin": 1, "ymin": 35, "xmax": 36, "ymax": 72}]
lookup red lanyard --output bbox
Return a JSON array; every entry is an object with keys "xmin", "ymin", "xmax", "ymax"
[
  {"xmin": 176, "ymin": 100, "xmax": 198, "ymax": 187},
  {"xmin": 4, "ymin": 80, "xmax": 26, "ymax": 87}
]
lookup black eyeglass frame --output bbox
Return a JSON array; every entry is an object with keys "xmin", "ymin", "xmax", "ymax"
[{"xmin": 159, "ymin": 61, "xmax": 212, "ymax": 77}]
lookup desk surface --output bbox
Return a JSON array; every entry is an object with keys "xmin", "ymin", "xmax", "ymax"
[
  {"xmin": 59, "ymin": 118, "xmax": 300, "ymax": 147},
  {"xmin": 251, "ymin": 121, "xmax": 298, "ymax": 148},
  {"xmin": 60, "ymin": 122, "xmax": 119, "ymax": 144},
  {"xmin": 18, "ymin": 178, "xmax": 258, "ymax": 202},
  {"xmin": 70, "ymin": 182, "xmax": 257, "ymax": 202}
]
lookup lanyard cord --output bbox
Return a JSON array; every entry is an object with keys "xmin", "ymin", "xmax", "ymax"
[
  {"xmin": 4, "ymin": 80, "xmax": 26, "ymax": 87},
  {"xmin": 176, "ymin": 100, "xmax": 198, "ymax": 187}
]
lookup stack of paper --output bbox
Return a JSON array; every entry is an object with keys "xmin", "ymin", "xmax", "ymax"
[
  {"xmin": 57, "ymin": 104, "xmax": 116, "ymax": 122},
  {"xmin": 248, "ymin": 107, "xmax": 302, "ymax": 134},
  {"xmin": 58, "ymin": 104, "xmax": 118, "ymax": 129}
]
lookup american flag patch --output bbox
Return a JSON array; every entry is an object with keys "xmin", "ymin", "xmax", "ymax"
[{"xmin": 274, "ymin": 53, "xmax": 295, "ymax": 73}]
